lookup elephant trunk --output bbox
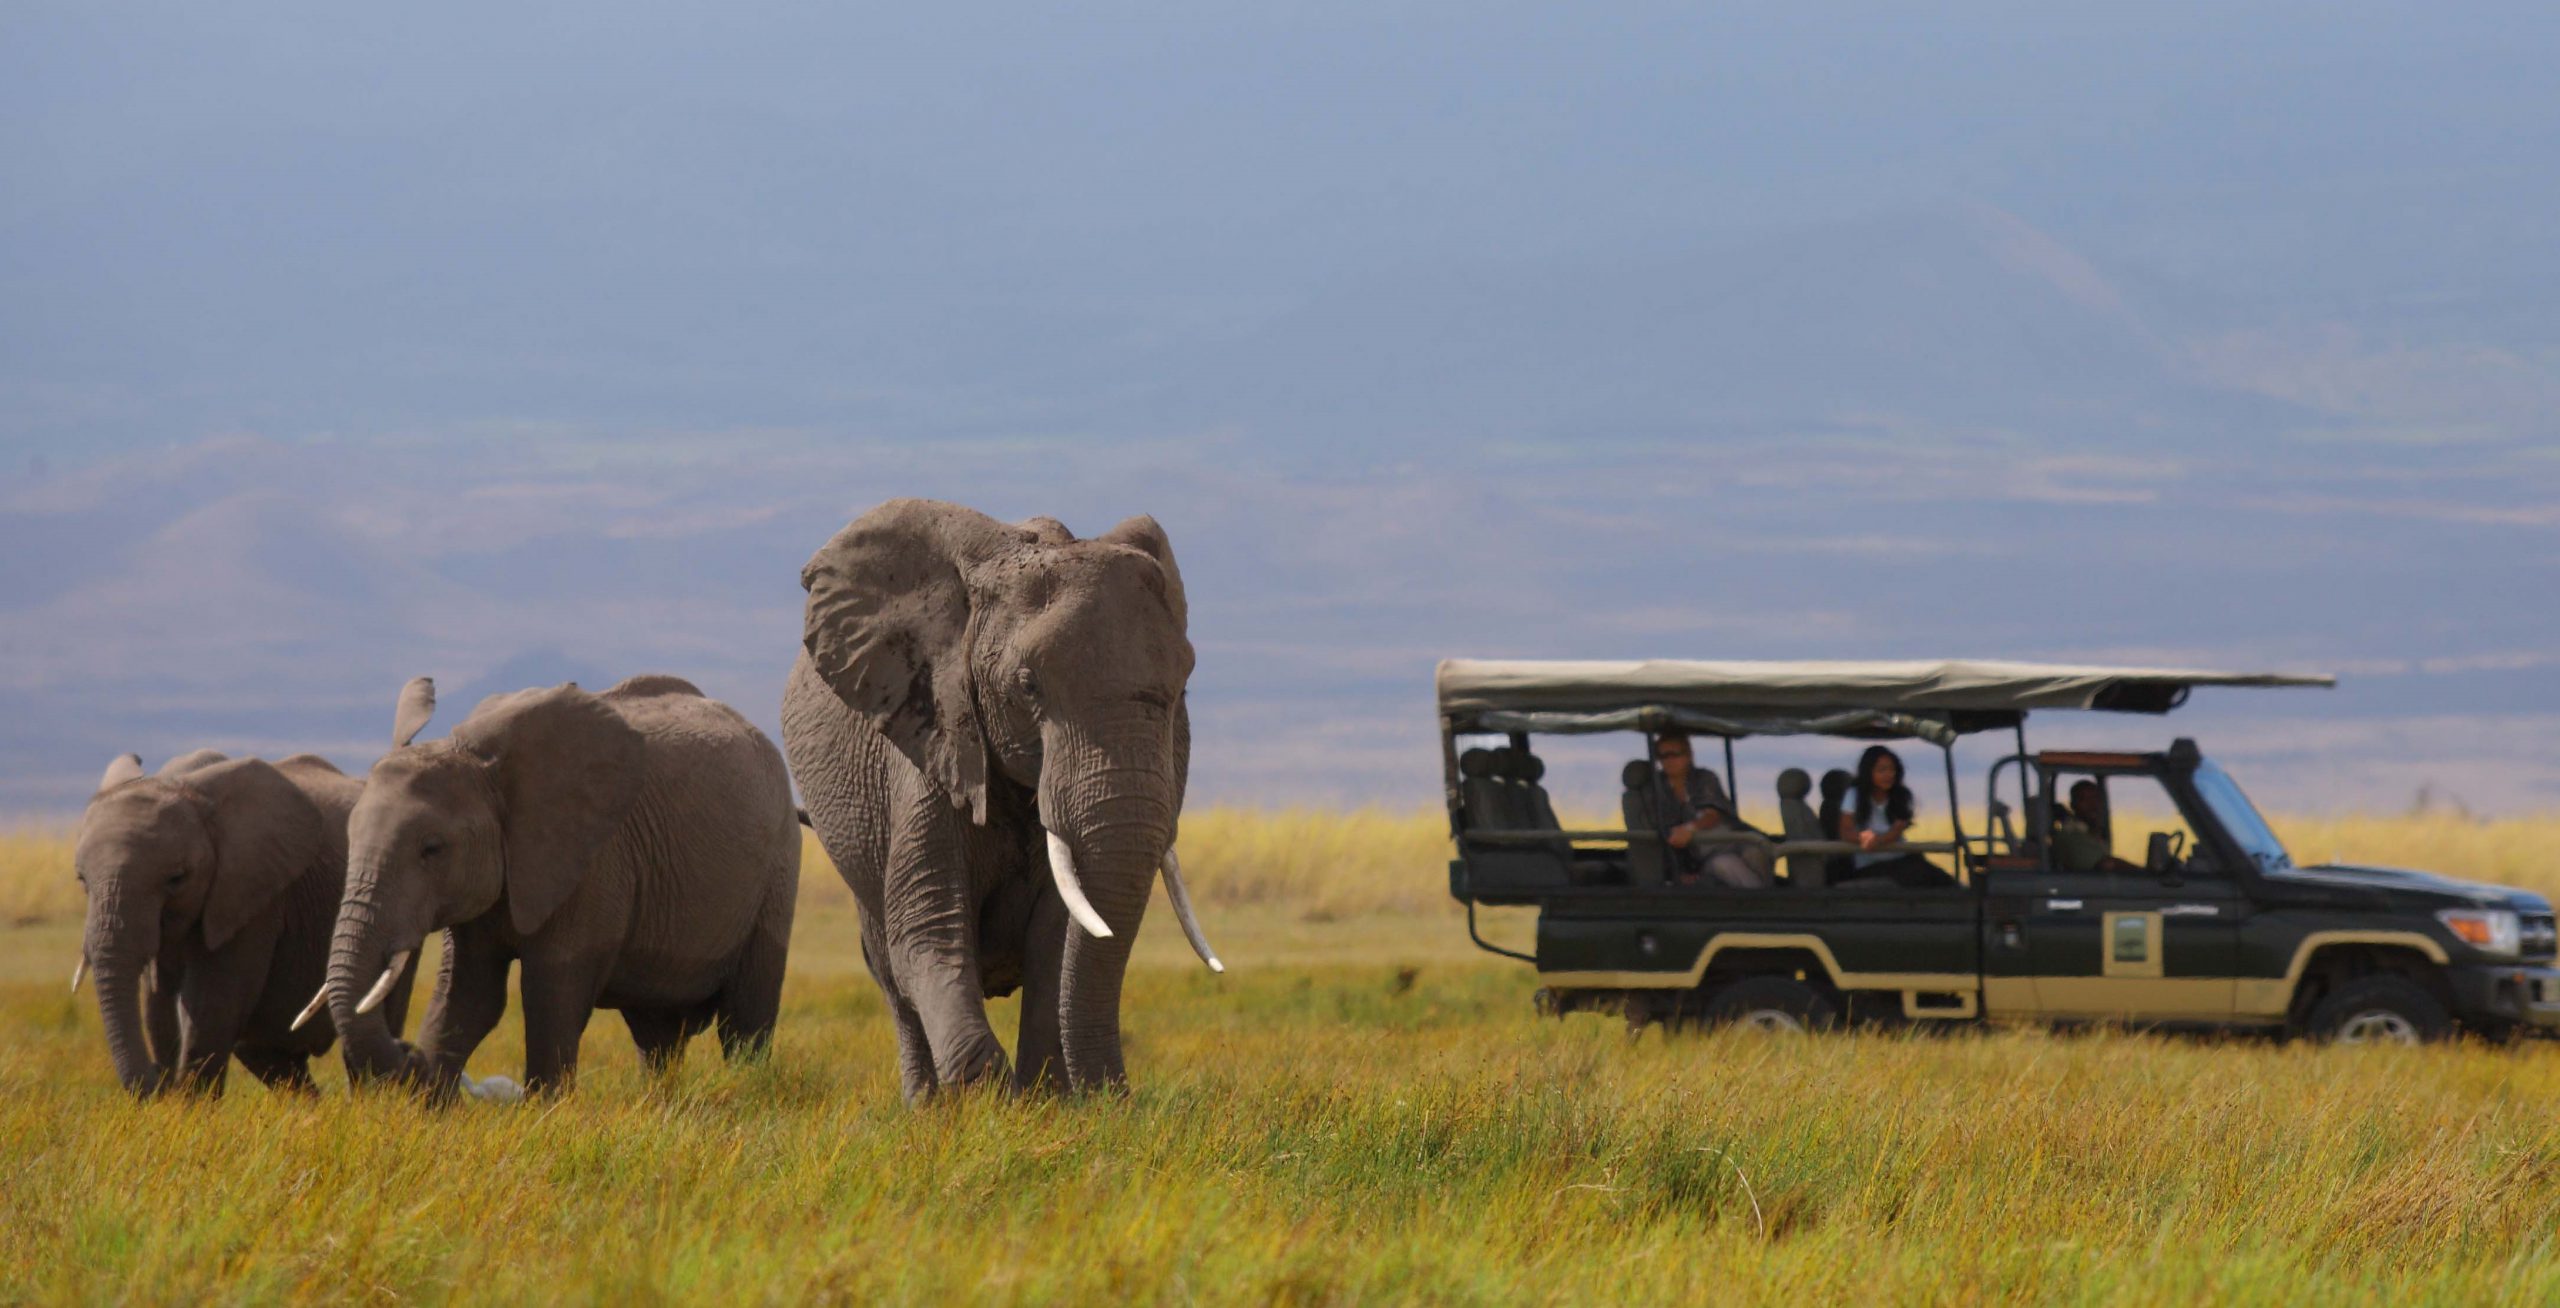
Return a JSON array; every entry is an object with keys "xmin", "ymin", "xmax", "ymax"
[
  {"xmin": 325, "ymin": 868, "xmax": 418, "ymax": 1087},
  {"xmin": 83, "ymin": 886, "xmax": 167, "ymax": 1098},
  {"xmin": 1042, "ymin": 718, "xmax": 1178, "ymax": 1094}
]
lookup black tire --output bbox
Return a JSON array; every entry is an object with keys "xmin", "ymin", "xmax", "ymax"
[
  {"xmin": 1697, "ymin": 976, "xmax": 1838, "ymax": 1034},
  {"xmin": 2304, "ymin": 974, "xmax": 2452, "ymax": 1046}
]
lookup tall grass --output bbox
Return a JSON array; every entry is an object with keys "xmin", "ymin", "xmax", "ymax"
[
  {"xmin": 14, "ymin": 808, "xmax": 2557, "ymax": 929},
  {"xmin": 6, "ymin": 809, "xmax": 2560, "ymax": 1303},
  {"xmin": 0, "ymin": 823, "xmax": 76, "ymax": 928}
]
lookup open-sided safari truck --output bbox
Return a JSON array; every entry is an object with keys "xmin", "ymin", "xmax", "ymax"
[{"xmin": 1439, "ymin": 658, "xmax": 2560, "ymax": 1044}]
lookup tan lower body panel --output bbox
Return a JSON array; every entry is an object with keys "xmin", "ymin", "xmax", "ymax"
[
  {"xmin": 1539, "ymin": 932, "xmax": 1973, "ymax": 994},
  {"xmin": 2029, "ymin": 976, "xmax": 2235, "ymax": 1020},
  {"xmin": 1986, "ymin": 975, "xmax": 2244, "ymax": 1021}
]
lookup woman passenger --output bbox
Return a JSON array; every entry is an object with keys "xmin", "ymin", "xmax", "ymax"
[
  {"xmin": 1648, "ymin": 729, "xmax": 1773, "ymax": 889},
  {"xmin": 1837, "ymin": 745, "xmax": 1951, "ymax": 889}
]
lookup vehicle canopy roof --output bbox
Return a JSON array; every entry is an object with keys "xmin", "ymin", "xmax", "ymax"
[{"xmin": 1436, "ymin": 658, "xmax": 2333, "ymax": 744}]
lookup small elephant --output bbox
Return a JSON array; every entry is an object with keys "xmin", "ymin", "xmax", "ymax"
[
  {"xmin": 73, "ymin": 749, "xmax": 417, "ymax": 1097},
  {"xmin": 321, "ymin": 674, "xmax": 799, "ymax": 1097},
  {"xmin": 782, "ymin": 498, "xmax": 1222, "ymax": 1102}
]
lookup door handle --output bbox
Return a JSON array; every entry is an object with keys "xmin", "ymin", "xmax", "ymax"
[
  {"xmin": 2044, "ymin": 898, "xmax": 2083, "ymax": 911},
  {"xmin": 2160, "ymin": 904, "xmax": 2221, "ymax": 917}
]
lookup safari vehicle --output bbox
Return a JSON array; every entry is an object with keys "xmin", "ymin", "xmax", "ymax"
[{"xmin": 1439, "ymin": 659, "xmax": 2560, "ymax": 1045}]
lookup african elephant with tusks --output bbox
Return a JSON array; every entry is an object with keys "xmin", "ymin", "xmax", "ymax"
[
  {"xmin": 318, "ymin": 673, "xmax": 799, "ymax": 1098},
  {"xmin": 74, "ymin": 749, "xmax": 418, "ymax": 1098},
  {"xmin": 781, "ymin": 498, "xmax": 1223, "ymax": 1102}
]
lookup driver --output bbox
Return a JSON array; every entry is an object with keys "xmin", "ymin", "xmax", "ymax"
[
  {"xmin": 1645, "ymin": 729, "xmax": 1773, "ymax": 889},
  {"xmin": 2053, "ymin": 779, "xmax": 2135, "ymax": 872}
]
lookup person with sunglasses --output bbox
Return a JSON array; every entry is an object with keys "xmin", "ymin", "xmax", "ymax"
[{"xmin": 1643, "ymin": 728, "xmax": 1773, "ymax": 888}]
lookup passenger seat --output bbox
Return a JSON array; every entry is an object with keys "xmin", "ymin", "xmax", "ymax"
[
  {"xmin": 1457, "ymin": 748, "xmax": 1509, "ymax": 831},
  {"xmin": 1457, "ymin": 747, "xmax": 1575, "ymax": 896},
  {"xmin": 1508, "ymin": 751, "xmax": 1563, "ymax": 834}
]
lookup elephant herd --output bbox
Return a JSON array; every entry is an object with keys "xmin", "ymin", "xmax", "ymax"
[{"xmin": 68, "ymin": 499, "xmax": 1222, "ymax": 1106}]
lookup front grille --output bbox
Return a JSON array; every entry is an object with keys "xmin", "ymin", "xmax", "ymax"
[{"xmin": 2522, "ymin": 914, "xmax": 2557, "ymax": 961}]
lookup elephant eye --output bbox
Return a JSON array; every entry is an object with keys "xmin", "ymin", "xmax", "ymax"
[
  {"xmin": 421, "ymin": 839, "xmax": 446, "ymax": 859},
  {"xmin": 1013, "ymin": 667, "xmax": 1041, "ymax": 700}
]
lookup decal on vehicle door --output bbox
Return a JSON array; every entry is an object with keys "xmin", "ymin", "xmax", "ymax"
[{"xmin": 2103, "ymin": 911, "xmax": 2164, "ymax": 980}]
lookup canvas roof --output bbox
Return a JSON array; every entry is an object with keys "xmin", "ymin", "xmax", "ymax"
[{"xmin": 1436, "ymin": 658, "xmax": 2333, "ymax": 739}]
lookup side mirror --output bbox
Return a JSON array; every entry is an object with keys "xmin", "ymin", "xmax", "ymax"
[{"xmin": 2145, "ymin": 830, "xmax": 2186, "ymax": 875}]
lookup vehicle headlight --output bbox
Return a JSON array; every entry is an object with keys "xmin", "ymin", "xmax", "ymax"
[{"xmin": 2439, "ymin": 908, "xmax": 2522, "ymax": 957}]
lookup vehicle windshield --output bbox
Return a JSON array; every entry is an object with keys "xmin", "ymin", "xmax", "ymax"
[{"xmin": 2189, "ymin": 759, "xmax": 2291, "ymax": 871}]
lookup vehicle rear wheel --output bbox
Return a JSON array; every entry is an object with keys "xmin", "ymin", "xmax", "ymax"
[
  {"xmin": 2305, "ymin": 975, "xmax": 2452, "ymax": 1046},
  {"xmin": 1699, "ymin": 976, "xmax": 1837, "ymax": 1034}
]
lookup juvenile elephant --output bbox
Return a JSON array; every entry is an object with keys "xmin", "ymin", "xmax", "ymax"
[
  {"xmin": 73, "ymin": 749, "xmax": 416, "ymax": 1097},
  {"xmin": 782, "ymin": 498, "xmax": 1222, "ymax": 1102},
  {"xmin": 319, "ymin": 674, "xmax": 799, "ymax": 1097}
]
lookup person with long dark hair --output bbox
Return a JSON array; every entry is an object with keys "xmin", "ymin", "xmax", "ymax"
[{"xmin": 1836, "ymin": 744, "xmax": 1951, "ymax": 888}]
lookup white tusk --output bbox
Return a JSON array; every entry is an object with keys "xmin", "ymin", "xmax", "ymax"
[
  {"xmin": 1044, "ymin": 831, "xmax": 1114, "ymax": 940},
  {"xmin": 70, "ymin": 958, "xmax": 86, "ymax": 993},
  {"xmin": 355, "ymin": 950, "xmax": 411, "ymax": 1016},
  {"xmin": 1159, "ymin": 848, "xmax": 1224, "ymax": 974},
  {"xmin": 290, "ymin": 986, "xmax": 329, "ymax": 1032}
]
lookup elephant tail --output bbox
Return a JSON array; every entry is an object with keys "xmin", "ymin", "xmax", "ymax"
[{"xmin": 795, "ymin": 806, "xmax": 812, "ymax": 829}]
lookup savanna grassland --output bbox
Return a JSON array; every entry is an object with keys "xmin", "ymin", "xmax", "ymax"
[{"xmin": 6, "ymin": 809, "xmax": 2560, "ymax": 1305}]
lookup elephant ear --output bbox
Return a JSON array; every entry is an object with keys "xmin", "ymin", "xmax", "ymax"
[
  {"xmin": 800, "ymin": 499, "xmax": 1013, "ymax": 823},
  {"xmin": 1097, "ymin": 514, "xmax": 1187, "ymax": 629},
  {"xmin": 455, "ymin": 685, "xmax": 647, "ymax": 937},
  {"xmin": 393, "ymin": 677, "xmax": 437, "ymax": 747},
  {"xmin": 97, "ymin": 754, "xmax": 145, "ymax": 793},
  {"xmin": 189, "ymin": 759, "xmax": 326, "ymax": 951}
]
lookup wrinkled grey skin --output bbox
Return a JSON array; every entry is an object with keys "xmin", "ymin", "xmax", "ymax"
[
  {"xmin": 74, "ymin": 750, "xmax": 417, "ymax": 1098},
  {"xmin": 327, "ymin": 674, "xmax": 799, "ymax": 1098},
  {"xmin": 782, "ymin": 499, "xmax": 1194, "ymax": 1101}
]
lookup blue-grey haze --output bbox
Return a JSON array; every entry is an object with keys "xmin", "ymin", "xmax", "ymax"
[{"xmin": 3, "ymin": 3, "xmax": 2555, "ymax": 816}]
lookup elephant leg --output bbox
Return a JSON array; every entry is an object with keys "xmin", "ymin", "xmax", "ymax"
[
  {"xmin": 1013, "ymin": 888, "xmax": 1069, "ymax": 1095},
  {"xmin": 173, "ymin": 1004, "xmax": 238, "ymax": 1097},
  {"xmin": 175, "ymin": 942, "xmax": 267, "ymax": 1097},
  {"xmin": 236, "ymin": 1047, "xmax": 316, "ymax": 1094},
  {"xmin": 417, "ymin": 926, "xmax": 512, "ymax": 1086},
  {"xmin": 715, "ymin": 884, "xmax": 793, "ymax": 1063},
  {"xmin": 622, "ymin": 1008, "xmax": 691, "ymax": 1073},
  {"xmin": 882, "ymin": 800, "xmax": 1009, "ymax": 1091},
  {"xmin": 861, "ymin": 930, "xmax": 937, "ymax": 1103},
  {"xmin": 517, "ymin": 952, "xmax": 607, "ymax": 1096}
]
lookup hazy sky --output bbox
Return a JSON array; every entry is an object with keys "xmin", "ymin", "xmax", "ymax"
[{"xmin": 4, "ymin": 3, "xmax": 2556, "ymax": 815}]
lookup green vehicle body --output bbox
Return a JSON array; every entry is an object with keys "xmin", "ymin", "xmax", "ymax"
[{"xmin": 1440, "ymin": 664, "xmax": 2560, "ymax": 1042}]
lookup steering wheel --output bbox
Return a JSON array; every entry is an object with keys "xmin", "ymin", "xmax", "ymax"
[{"xmin": 2147, "ymin": 829, "xmax": 2187, "ymax": 873}]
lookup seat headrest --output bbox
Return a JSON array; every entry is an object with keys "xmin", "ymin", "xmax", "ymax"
[
  {"xmin": 1622, "ymin": 760, "xmax": 1654, "ymax": 791},
  {"xmin": 1777, "ymin": 767, "xmax": 1811, "ymax": 800},
  {"xmin": 1819, "ymin": 768, "xmax": 1853, "ymax": 801},
  {"xmin": 1516, "ymin": 753, "xmax": 1545, "ymax": 784},
  {"xmin": 1458, "ymin": 748, "xmax": 1494, "ymax": 780},
  {"xmin": 1487, "ymin": 746, "xmax": 1517, "ymax": 778}
]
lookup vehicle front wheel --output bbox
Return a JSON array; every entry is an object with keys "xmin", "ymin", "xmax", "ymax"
[
  {"xmin": 1699, "ymin": 976, "xmax": 1838, "ymax": 1034},
  {"xmin": 2304, "ymin": 975, "xmax": 2452, "ymax": 1046}
]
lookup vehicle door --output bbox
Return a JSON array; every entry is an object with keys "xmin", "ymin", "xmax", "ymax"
[{"xmin": 1998, "ymin": 767, "xmax": 2242, "ymax": 1022}]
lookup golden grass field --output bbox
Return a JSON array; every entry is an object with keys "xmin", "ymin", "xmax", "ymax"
[{"xmin": 6, "ymin": 807, "xmax": 2560, "ymax": 1304}]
